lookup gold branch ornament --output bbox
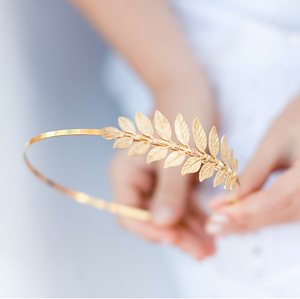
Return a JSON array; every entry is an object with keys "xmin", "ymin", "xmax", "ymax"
[{"xmin": 24, "ymin": 110, "xmax": 238, "ymax": 222}]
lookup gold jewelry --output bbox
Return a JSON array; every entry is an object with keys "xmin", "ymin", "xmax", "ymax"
[{"xmin": 24, "ymin": 111, "xmax": 238, "ymax": 221}]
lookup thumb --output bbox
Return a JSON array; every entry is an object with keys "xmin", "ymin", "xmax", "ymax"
[
  {"xmin": 206, "ymin": 189, "xmax": 270, "ymax": 236},
  {"xmin": 151, "ymin": 166, "xmax": 192, "ymax": 226},
  {"xmin": 238, "ymin": 138, "xmax": 283, "ymax": 198},
  {"xmin": 210, "ymin": 137, "xmax": 282, "ymax": 210}
]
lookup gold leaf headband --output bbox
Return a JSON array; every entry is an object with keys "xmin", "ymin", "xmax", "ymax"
[{"xmin": 24, "ymin": 110, "xmax": 238, "ymax": 221}]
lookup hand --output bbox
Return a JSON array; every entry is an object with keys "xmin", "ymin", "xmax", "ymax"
[
  {"xmin": 205, "ymin": 96, "xmax": 300, "ymax": 236},
  {"xmin": 110, "ymin": 151, "xmax": 215, "ymax": 259},
  {"xmin": 110, "ymin": 87, "xmax": 217, "ymax": 259},
  {"xmin": 73, "ymin": 0, "xmax": 219, "ymax": 258}
]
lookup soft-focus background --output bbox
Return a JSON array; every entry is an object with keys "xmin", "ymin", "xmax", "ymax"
[{"xmin": 0, "ymin": 0, "xmax": 179, "ymax": 296}]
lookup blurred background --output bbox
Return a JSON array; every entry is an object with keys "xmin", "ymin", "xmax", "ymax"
[{"xmin": 0, "ymin": 0, "xmax": 179, "ymax": 296}]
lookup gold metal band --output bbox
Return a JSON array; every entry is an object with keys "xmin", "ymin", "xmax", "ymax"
[
  {"xmin": 23, "ymin": 129, "xmax": 152, "ymax": 222},
  {"xmin": 24, "ymin": 111, "xmax": 239, "ymax": 223}
]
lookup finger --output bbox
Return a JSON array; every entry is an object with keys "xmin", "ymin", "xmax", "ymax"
[
  {"xmin": 176, "ymin": 224, "xmax": 214, "ymax": 260},
  {"xmin": 209, "ymin": 137, "xmax": 282, "ymax": 210},
  {"xmin": 207, "ymin": 166, "xmax": 300, "ymax": 236},
  {"xmin": 172, "ymin": 186, "xmax": 215, "ymax": 258},
  {"xmin": 110, "ymin": 159, "xmax": 154, "ymax": 206},
  {"xmin": 188, "ymin": 198, "xmax": 216, "ymax": 252},
  {"xmin": 206, "ymin": 190, "xmax": 270, "ymax": 236},
  {"xmin": 238, "ymin": 139, "xmax": 283, "ymax": 197},
  {"xmin": 111, "ymin": 157, "xmax": 177, "ymax": 242},
  {"xmin": 150, "ymin": 165, "xmax": 192, "ymax": 226},
  {"xmin": 184, "ymin": 213, "xmax": 216, "ymax": 255},
  {"xmin": 114, "ymin": 182, "xmax": 179, "ymax": 242},
  {"xmin": 118, "ymin": 217, "xmax": 179, "ymax": 243},
  {"xmin": 206, "ymin": 170, "xmax": 300, "ymax": 236},
  {"xmin": 208, "ymin": 191, "xmax": 239, "ymax": 210},
  {"xmin": 189, "ymin": 192, "xmax": 208, "ymax": 222}
]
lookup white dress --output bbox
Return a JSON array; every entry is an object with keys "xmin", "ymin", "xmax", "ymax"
[{"xmin": 101, "ymin": 0, "xmax": 300, "ymax": 297}]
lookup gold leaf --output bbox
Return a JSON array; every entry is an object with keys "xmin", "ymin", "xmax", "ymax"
[
  {"xmin": 135, "ymin": 112, "xmax": 153, "ymax": 137},
  {"xmin": 228, "ymin": 149, "xmax": 234, "ymax": 169},
  {"xmin": 100, "ymin": 127, "xmax": 120, "ymax": 140},
  {"xmin": 147, "ymin": 147, "xmax": 168, "ymax": 164},
  {"xmin": 181, "ymin": 157, "xmax": 202, "ymax": 175},
  {"xmin": 118, "ymin": 116, "xmax": 136, "ymax": 134},
  {"xmin": 113, "ymin": 137, "xmax": 133, "ymax": 149},
  {"xmin": 154, "ymin": 110, "xmax": 171, "ymax": 140},
  {"xmin": 220, "ymin": 135, "xmax": 228, "ymax": 164},
  {"xmin": 230, "ymin": 176, "xmax": 238, "ymax": 190},
  {"xmin": 164, "ymin": 151, "xmax": 186, "ymax": 168},
  {"xmin": 175, "ymin": 113, "xmax": 190, "ymax": 145},
  {"xmin": 213, "ymin": 170, "xmax": 226, "ymax": 187},
  {"xmin": 192, "ymin": 117, "xmax": 207, "ymax": 152},
  {"xmin": 224, "ymin": 173, "xmax": 232, "ymax": 190},
  {"xmin": 199, "ymin": 162, "xmax": 215, "ymax": 182},
  {"xmin": 234, "ymin": 158, "xmax": 238, "ymax": 172},
  {"xmin": 128, "ymin": 142, "xmax": 150, "ymax": 156},
  {"xmin": 209, "ymin": 126, "xmax": 219, "ymax": 158}
]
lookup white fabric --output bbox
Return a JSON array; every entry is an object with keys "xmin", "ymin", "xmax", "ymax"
[{"xmin": 102, "ymin": 1, "xmax": 300, "ymax": 297}]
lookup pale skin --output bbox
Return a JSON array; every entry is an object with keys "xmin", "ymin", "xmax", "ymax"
[
  {"xmin": 70, "ymin": 0, "xmax": 300, "ymax": 259},
  {"xmin": 71, "ymin": 0, "xmax": 217, "ymax": 259},
  {"xmin": 206, "ymin": 96, "xmax": 300, "ymax": 237}
]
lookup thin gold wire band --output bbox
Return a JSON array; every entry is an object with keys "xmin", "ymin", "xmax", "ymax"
[{"xmin": 23, "ymin": 129, "xmax": 152, "ymax": 222}]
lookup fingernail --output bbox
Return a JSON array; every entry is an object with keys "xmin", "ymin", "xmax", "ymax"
[
  {"xmin": 210, "ymin": 213, "xmax": 229, "ymax": 224},
  {"xmin": 205, "ymin": 223, "xmax": 224, "ymax": 235},
  {"xmin": 153, "ymin": 206, "xmax": 174, "ymax": 225}
]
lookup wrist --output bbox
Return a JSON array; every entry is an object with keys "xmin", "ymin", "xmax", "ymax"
[
  {"xmin": 154, "ymin": 66, "xmax": 214, "ymax": 105},
  {"xmin": 153, "ymin": 71, "xmax": 217, "ymax": 130}
]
